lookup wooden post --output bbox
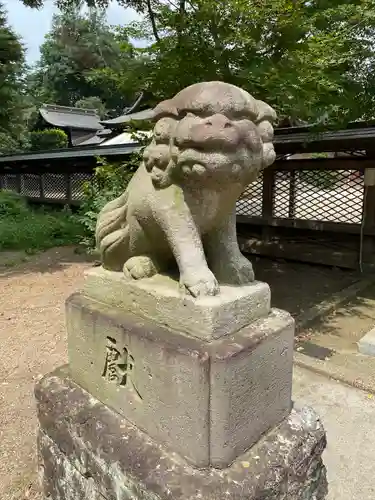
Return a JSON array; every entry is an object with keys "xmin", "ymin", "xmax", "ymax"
[
  {"xmin": 288, "ymin": 170, "xmax": 296, "ymax": 218},
  {"xmin": 361, "ymin": 168, "xmax": 375, "ymax": 268},
  {"xmin": 261, "ymin": 168, "xmax": 275, "ymax": 241},
  {"xmin": 363, "ymin": 187, "xmax": 375, "ymax": 229},
  {"xmin": 15, "ymin": 174, "xmax": 22, "ymax": 194},
  {"xmin": 65, "ymin": 173, "xmax": 72, "ymax": 205},
  {"xmin": 262, "ymin": 168, "xmax": 275, "ymax": 218},
  {"xmin": 39, "ymin": 174, "xmax": 45, "ymax": 201}
]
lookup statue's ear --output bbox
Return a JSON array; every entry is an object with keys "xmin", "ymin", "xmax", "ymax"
[
  {"xmin": 142, "ymin": 142, "xmax": 176, "ymax": 189},
  {"xmin": 150, "ymin": 161, "xmax": 175, "ymax": 189},
  {"xmin": 153, "ymin": 99, "xmax": 179, "ymax": 120},
  {"xmin": 255, "ymin": 100, "xmax": 277, "ymax": 124}
]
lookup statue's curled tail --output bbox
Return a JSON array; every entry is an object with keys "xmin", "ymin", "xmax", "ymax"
[{"xmin": 95, "ymin": 189, "xmax": 130, "ymax": 271}]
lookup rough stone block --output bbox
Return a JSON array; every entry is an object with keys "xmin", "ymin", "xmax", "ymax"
[
  {"xmin": 66, "ymin": 292, "xmax": 294, "ymax": 468},
  {"xmin": 82, "ymin": 266, "xmax": 271, "ymax": 340},
  {"xmin": 36, "ymin": 368, "xmax": 328, "ymax": 500},
  {"xmin": 358, "ymin": 327, "xmax": 375, "ymax": 357}
]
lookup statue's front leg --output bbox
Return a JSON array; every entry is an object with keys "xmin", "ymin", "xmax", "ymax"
[
  {"xmin": 205, "ymin": 209, "xmax": 255, "ymax": 285},
  {"xmin": 154, "ymin": 197, "xmax": 219, "ymax": 297}
]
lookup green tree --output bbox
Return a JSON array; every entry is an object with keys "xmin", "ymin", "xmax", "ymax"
[
  {"xmin": 126, "ymin": 0, "xmax": 375, "ymax": 125},
  {"xmin": 83, "ymin": 24, "xmax": 151, "ymax": 113},
  {"xmin": 0, "ymin": 3, "xmax": 28, "ymax": 152},
  {"xmin": 75, "ymin": 96, "xmax": 107, "ymax": 118},
  {"xmin": 28, "ymin": 5, "xmax": 136, "ymax": 112},
  {"xmin": 21, "ymin": 0, "xmax": 145, "ymax": 10},
  {"xmin": 22, "ymin": 0, "xmax": 375, "ymax": 125}
]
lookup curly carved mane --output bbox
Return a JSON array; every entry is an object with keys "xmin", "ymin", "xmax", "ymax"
[{"xmin": 142, "ymin": 85, "xmax": 277, "ymax": 189}]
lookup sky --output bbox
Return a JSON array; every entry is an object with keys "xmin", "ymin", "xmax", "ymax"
[{"xmin": 3, "ymin": 0, "xmax": 140, "ymax": 64}]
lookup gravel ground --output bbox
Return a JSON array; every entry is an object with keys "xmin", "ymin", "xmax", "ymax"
[
  {"xmin": 294, "ymin": 366, "xmax": 375, "ymax": 500},
  {"xmin": 0, "ymin": 247, "xmax": 93, "ymax": 500},
  {"xmin": 0, "ymin": 247, "xmax": 364, "ymax": 499}
]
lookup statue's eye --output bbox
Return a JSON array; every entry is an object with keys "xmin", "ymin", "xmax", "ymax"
[{"xmin": 180, "ymin": 110, "xmax": 197, "ymax": 119}]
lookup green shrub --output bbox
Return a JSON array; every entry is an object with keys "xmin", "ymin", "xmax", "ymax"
[
  {"xmin": 297, "ymin": 153, "xmax": 339, "ymax": 189},
  {"xmin": 29, "ymin": 128, "xmax": 68, "ymax": 151},
  {"xmin": 0, "ymin": 191, "xmax": 84, "ymax": 252},
  {"xmin": 0, "ymin": 132, "xmax": 21, "ymax": 155},
  {"xmin": 78, "ymin": 155, "xmax": 139, "ymax": 252},
  {"xmin": 0, "ymin": 190, "xmax": 29, "ymax": 216},
  {"xmin": 77, "ymin": 124, "xmax": 148, "ymax": 252},
  {"xmin": 299, "ymin": 169, "xmax": 339, "ymax": 190}
]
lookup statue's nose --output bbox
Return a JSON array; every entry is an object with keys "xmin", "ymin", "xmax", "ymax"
[{"xmin": 203, "ymin": 114, "xmax": 233, "ymax": 129}]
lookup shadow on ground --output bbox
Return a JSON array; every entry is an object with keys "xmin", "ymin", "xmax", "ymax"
[
  {"xmin": 298, "ymin": 283, "xmax": 375, "ymax": 352},
  {"xmin": 0, "ymin": 247, "xmax": 365, "ymax": 322},
  {"xmin": 251, "ymin": 255, "xmax": 362, "ymax": 318}
]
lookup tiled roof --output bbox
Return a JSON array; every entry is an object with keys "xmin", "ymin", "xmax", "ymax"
[
  {"xmin": 39, "ymin": 104, "xmax": 103, "ymax": 131},
  {"xmin": 100, "ymin": 109, "xmax": 155, "ymax": 127}
]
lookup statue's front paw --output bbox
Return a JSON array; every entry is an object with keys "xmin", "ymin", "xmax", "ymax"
[
  {"xmin": 180, "ymin": 269, "xmax": 219, "ymax": 298},
  {"xmin": 217, "ymin": 255, "xmax": 255, "ymax": 285},
  {"xmin": 123, "ymin": 256, "xmax": 158, "ymax": 280}
]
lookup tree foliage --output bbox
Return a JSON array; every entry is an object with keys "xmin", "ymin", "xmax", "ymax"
[
  {"xmin": 0, "ymin": 132, "xmax": 22, "ymax": 155},
  {"xmin": 18, "ymin": 0, "xmax": 375, "ymax": 125},
  {"xmin": 127, "ymin": 0, "xmax": 375, "ymax": 125},
  {"xmin": 0, "ymin": 3, "xmax": 28, "ymax": 149},
  {"xmin": 29, "ymin": 128, "xmax": 68, "ymax": 151},
  {"xmin": 21, "ymin": 0, "xmax": 146, "ymax": 11},
  {"xmin": 74, "ymin": 96, "xmax": 107, "ymax": 118},
  {"xmin": 28, "ymin": 6, "xmax": 137, "ymax": 113}
]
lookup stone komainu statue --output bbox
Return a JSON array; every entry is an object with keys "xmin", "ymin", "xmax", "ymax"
[{"xmin": 96, "ymin": 82, "xmax": 277, "ymax": 297}]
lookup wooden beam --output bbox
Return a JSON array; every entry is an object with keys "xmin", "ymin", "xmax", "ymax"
[
  {"xmin": 272, "ymin": 158, "xmax": 370, "ymax": 171},
  {"xmin": 238, "ymin": 236, "xmax": 359, "ymax": 270},
  {"xmin": 236, "ymin": 215, "xmax": 370, "ymax": 235},
  {"xmin": 261, "ymin": 169, "xmax": 275, "ymax": 217}
]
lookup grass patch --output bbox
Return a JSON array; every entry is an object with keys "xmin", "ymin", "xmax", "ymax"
[{"xmin": 0, "ymin": 190, "xmax": 84, "ymax": 252}]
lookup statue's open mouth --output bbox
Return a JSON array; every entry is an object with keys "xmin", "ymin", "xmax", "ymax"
[
  {"xmin": 176, "ymin": 148, "xmax": 206, "ymax": 167},
  {"xmin": 176, "ymin": 149, "xmax": 209, "ymax": 176}
]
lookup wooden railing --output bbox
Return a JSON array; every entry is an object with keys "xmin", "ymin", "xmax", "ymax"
[
  {"xmin": 237, "ymin": 158, "xmax": 375, "ymax": 235},
  {"xmin": 1, "ymin": 155, "xmax": 374, "ymax": 236}
]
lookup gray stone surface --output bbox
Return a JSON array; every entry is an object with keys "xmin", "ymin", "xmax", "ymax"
[
  {"xmin": 66, "ymin": 292, "xmax": 294, "ymax": 468},
  {"xmin": 293, "ymin": 366, "xmax": 375, "ymax": 500},
  {"xmin": 36, "ymin": 367, "xmax": 328, "ymax": 500},
  {"xmin": 95, "ymin": 81, "xmax": 277, "ymax": 298},
  {"xmin": 358, "ymin": 326, "xmax": 375, "ymax": 356},
  {"xmin": 83, "ymin": 266, "xmax": 271, "ymax": 340}
]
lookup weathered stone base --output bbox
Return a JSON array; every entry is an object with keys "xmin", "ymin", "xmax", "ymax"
[
  {"xmin": 66, "ymin": 293, "xmax": 294, "ymax": 468},
  {"xmin": 36, "ymin": 367, "xmax": 328, "ymax": 500},
  {"xmin": 83, "ymin": 267, "xmax": 271, "ymax": 340}
]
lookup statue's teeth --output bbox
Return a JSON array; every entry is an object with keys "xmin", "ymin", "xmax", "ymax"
[{"xmin": 192, "ymin": 164, "xmax": 206, "ymax": 175}]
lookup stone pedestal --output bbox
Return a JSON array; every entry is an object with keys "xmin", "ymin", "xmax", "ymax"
[
  {"xmin": 36, "ymin": 368, "xmax": 327, "ymax": 500},
  {"xmin": 83, "ymin": 267, "xmax": 271, "ymax": 340},
  {"xmin": 36, "ymin": 269, "xmax": 328, "ymax": 499}
]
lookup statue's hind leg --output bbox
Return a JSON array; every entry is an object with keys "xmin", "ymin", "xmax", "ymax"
[
  {"xmin": 123, "ymin": 217, "xmax": 174, "ymax": 280},
  {"xmin": 100, "ymin": 227, "xmax": 131, "ymax": 272}
]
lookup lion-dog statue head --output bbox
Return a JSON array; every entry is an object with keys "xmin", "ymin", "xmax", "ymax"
[
  {"xmin": 96, "ymin": 81, "xmax": 277, "ymax": 297},
  {"xmin": 143, "ymin": 81, "xmax": 276, "ymax": 190}
]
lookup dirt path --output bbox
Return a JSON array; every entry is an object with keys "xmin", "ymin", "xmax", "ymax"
[
  {"xmin": 0, "ymin": 248, "xmax": 94, "ymax": 500},
  {"xmin": 0, "ymin": 248, "xmax": 363, "ymax": 499}
]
